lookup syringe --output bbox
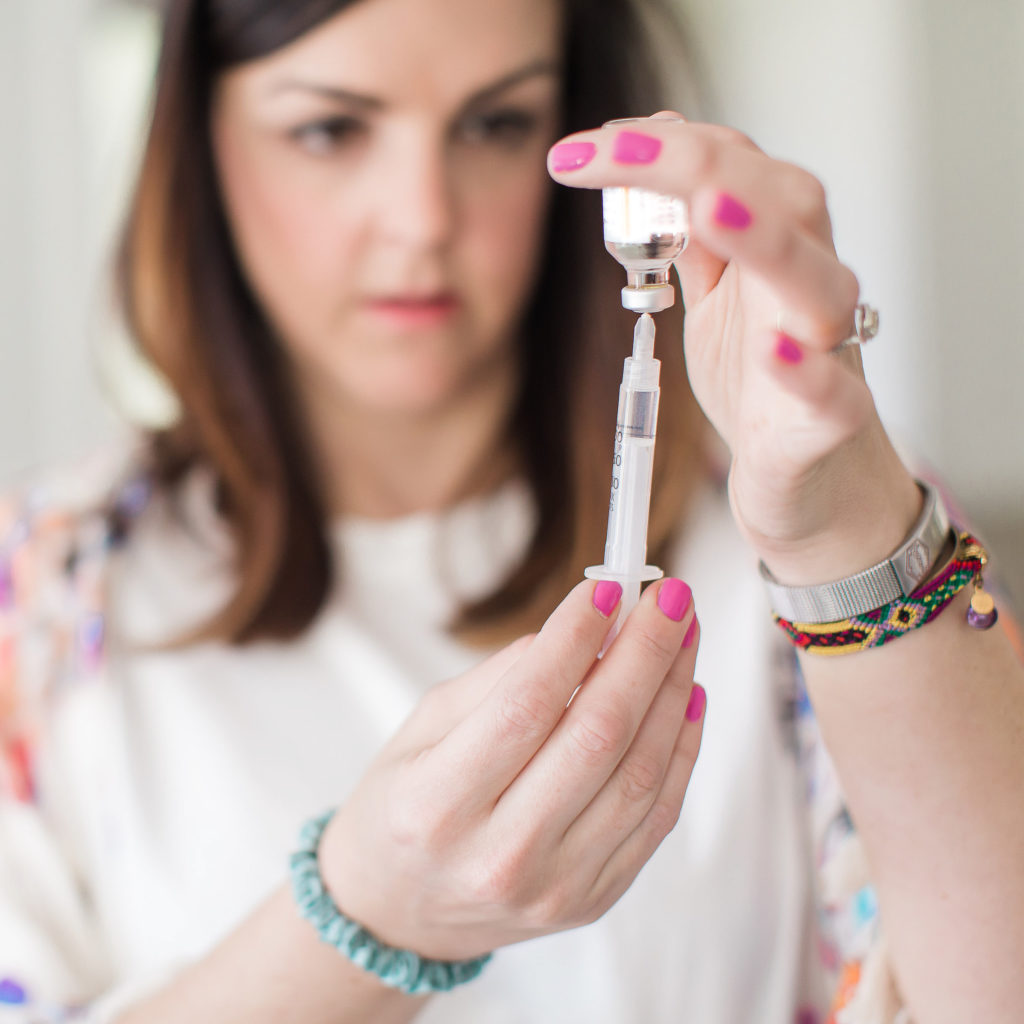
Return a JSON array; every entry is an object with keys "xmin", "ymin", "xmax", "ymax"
[{"xmin": 585, "ymin": 313, "xmax": 663, "ymax": 649}]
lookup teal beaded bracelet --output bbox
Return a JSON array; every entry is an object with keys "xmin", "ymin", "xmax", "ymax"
[{"xmin": 288, "ymin": 809, "xmax": 493, "ymax": 995}]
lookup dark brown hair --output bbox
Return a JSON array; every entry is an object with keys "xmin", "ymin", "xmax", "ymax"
[{"xmin": 118, "ymin": 0, "xmax": 708, "ymax": 646}]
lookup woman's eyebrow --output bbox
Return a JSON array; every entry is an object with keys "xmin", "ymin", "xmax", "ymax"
[
  {"xmin": 266, "ymin": 80, "xmax": 383, "ymax": 109},
  {"xmin": 266, "ymin": 57, "xmax": 559, "ymax": 110},
  {"xmin": 460, "ymin": 58, "xmax": 560, "ymax": 109}
]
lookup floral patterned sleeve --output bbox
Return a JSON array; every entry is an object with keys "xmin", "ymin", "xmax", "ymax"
[
  {"xmin": 0, "ymin": 447, "xmax": 155, "ymax": 1022},
  {"xmin": 791, "ymin": 482, "xmax": 1024, "ymax": 1024}
]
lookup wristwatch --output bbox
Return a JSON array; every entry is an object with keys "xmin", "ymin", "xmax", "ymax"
[{"xmin": 759, "ymin": 480, "xmax": 952, "ymax": 623}]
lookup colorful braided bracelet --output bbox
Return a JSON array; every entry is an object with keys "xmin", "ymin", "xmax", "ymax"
[
  {"xmin": 289, "ymin": 809, "xmax": 493, "ymax": 995},
  {"xmin": 773, "ymin": 531, "xmax": 997, "ymax": 655}
]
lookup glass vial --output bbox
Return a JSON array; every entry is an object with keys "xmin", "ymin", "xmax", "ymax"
[{"xmin": 602, "ymin": 117, "xmax": 689, "ymax": 314}]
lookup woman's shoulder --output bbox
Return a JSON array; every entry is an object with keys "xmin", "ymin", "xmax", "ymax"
[
  {"xmin": 0, "ymin": 436, "xmax": 153, "ymax": 610},
  {"xmin": 0, "ymin": 436, "xmax": 153, "ymax": 802}
]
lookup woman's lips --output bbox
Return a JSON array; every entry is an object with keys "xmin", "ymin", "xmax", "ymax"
[{"xmin": 362, "ymin": 293, "xmax": 459, "ymax": 328}]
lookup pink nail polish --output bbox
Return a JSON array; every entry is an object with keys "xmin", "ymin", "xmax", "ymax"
[
  {"xmin": 713, "ymin": 192, "xmax": 752, "ymax": 230},
  {"xmin": 593, "ymin": 579, "xmax": 623, "ymax": 617},
  {"xmin": 657, "ymin": 578, "xmax": 692, "ymax": 622},
  {"xmin": 776, "ymin": 333, "xmax": 804, "ymax": 365},
  {"xmin": 612, "ymin": 130, "xmax": 662, "ymax": 165},
  {"xmin": 681, "ymin": 617, "xmax": 698, "ymax": 649},
  {"xmin": 551, "ymin": 141, "xmax": 596, "ymax": 172},
  {"xmin": 685, "ymin": 683, "xmax": 706, "ymax": 723}
]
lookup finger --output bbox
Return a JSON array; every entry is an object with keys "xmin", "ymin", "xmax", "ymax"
[
  {"xmin": 673, "ymin": 237, "xmax": 728, "ymax": 313},
  {"xmin": 755, "ymin": 329, "xmax": 876, "ymax": 469},
  {"xmin": 648, "ymin": 120, "xmax": 758, "ymax": 305},
  {"xmin": 435, "ymin": 578, "xmax": 622, "ymax": 808},
  {"xmin": 548, "ymin": 118, "xmax": 764, "ymax": 218},
  {"xmin": 564, "ymin": 616, "xmax": 701, "ymax": 862},
  {"xmin": 395, "ymin": 634, "xmax": 536, "ymax": 752},
  {"xmin": 649, "ymin": 109, "xmax": 687, "ymax": 122},
  {"xmin": 549, "ymin": 119, "xmax": 823, "ymax": 238},
  {"xmin": 588, "ymin": 683, "xmax": 706, "ymax": 909},
  {"xmin": 496, "ymin": 578, "xmax": 696, "ymax": 840},
  {"xmin": 650, "ymin": 111, "xmax": 765, "ymax": 157},
  {"xmin": 687, "ymin": 186, "xmax": 861, "ymax": 347}
]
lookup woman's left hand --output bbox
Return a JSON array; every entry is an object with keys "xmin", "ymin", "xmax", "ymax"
[{"xmin": 548, "ymin": 114, "xmax": 921, "ymax": 582}]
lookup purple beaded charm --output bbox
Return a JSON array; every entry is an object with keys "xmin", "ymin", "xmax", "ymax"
[{"xmin": 967, "ymin": 585, "xmax": 998, "ymax": 630}]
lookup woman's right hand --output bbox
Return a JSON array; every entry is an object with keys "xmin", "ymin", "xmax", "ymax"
[{"xmin": 317, "ymin": 577, "xmax": 705, "ymax": 961}]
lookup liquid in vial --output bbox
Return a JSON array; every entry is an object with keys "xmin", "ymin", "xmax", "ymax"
[{"xmin": 602, "ymin": 186, "xmax": 689, "ymax": 313}]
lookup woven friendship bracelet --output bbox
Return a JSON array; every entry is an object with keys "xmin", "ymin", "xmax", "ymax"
[
  {"xmin": 773, "ymin": 531, "xmax": 987, "ymax": 656},
  {"xmin": 289, "ymin": 809, "xmax": 492, "ymax": 995}
]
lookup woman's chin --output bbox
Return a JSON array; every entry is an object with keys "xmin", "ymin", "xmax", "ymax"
[
  {"xmin": 331, "ymin": 338, "xmax": 514, "ymax": 421},
  {"xmin": 340, "ymin": 369, "xmax": 474, "ymax": 420},
  {"xmin": 295, "ymin": 322, "xmax": 516, "ymax": 423}
]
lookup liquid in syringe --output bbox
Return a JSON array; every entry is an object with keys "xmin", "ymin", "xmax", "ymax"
[{"xmin": 585, "ymin": 313, "xmax": 664, "ymax": 644}]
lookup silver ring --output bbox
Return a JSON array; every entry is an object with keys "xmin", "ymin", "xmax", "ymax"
[{"xmin": 831, "ymin": 303, "xmax": 879, "ymax": 353}]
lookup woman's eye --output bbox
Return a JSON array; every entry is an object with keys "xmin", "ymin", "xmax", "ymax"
[
  {"xmin": 458, "ymin": 109, "xmax": 538, "ymax": 148},
  {"xmin": 290, "ymin": 116, "xmax": 363, "ymax": 155}
]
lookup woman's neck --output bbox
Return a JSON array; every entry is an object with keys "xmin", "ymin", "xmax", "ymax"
[{"xmin": 293, "ymin": 353, "xmax": 522, "ymax": 520}]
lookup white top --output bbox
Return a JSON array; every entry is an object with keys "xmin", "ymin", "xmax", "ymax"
[{"xmin": 0, "ymin": 445, "xmax": 860, "ymax": 1023}]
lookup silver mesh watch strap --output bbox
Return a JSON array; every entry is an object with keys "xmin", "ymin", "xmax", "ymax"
[{"xmin": 759, "ymin": 480, "xmax": 951, "ymax": 623}]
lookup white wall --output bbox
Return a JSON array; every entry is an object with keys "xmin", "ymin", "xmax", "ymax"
[
  {"xmin": 1, "ymin": 0, "xmax": 109, "ymax": 481},
  {"xmin": 1, "ymin": 1, "xmax": 1021, "ymax": 576},
  {"xmin": 674, "ymin": 0, "xmax": 1024, "ymax": 589}
]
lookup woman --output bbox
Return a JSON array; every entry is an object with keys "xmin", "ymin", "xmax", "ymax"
[{"xmin": 1, "ymin": 0, "xmax": 1021, "ymax": 1021}]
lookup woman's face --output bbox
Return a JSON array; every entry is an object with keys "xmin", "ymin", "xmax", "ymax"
[{"xmin": 211, "ymin": 0, "xmax": 562, "ymax": 419}]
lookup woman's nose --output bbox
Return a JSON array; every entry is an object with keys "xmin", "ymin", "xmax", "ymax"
[{"xmin": 370, "ymin": 135, "xmax": 456, "ymax": 252}]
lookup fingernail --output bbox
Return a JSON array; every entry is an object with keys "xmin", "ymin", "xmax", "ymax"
[
  {"xmin": 612, "ymin": 130, "xmax": 662, "ymax": 165},
  {"xmin": 657, "ymin": 577, "xmax": 692, "ymax": 622},
  {"xmin": 713, "ymin": 192, "xmax": 752, "ymax": 230},
  {"xmin": 685, "ymin": 683, "xmax": 706, "ymax": 723},
  {"xmin": 775, "ymin": 332, "xmax": 804, "ymax": 365},
  {"xmin": 550, "ymin": 141, "xmax": 596, "ymax": 172},
  {"xmin": 593, "ymin": 579, "xmax": 623, "ymax": 617},
  {"xmin": 682, "ymin": 616, "xmax": 698, "ymax": 649}
]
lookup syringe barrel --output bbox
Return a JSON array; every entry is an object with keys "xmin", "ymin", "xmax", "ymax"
[{"xmin": 604, "ymin": 378, "xmax": 660, "ymax": 573}]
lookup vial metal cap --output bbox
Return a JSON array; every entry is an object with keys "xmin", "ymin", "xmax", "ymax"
[
  {"xmin": 621, "ymin": 283, "xmax": 675, "ymax": 313},
  {"xmin": 620, "ymin": 267, "xmax": 676, "ymax": 313}
]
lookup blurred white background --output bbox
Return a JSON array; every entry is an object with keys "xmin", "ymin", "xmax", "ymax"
[{"xmin": 0, "ymin": 0, "xmax": 1021, "ymax": 597}]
